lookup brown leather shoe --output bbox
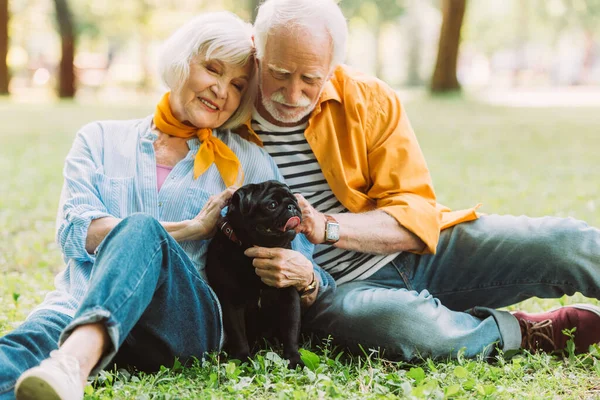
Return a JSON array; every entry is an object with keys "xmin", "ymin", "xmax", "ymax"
[{"xmin": 513, "ymin": 304, "xmax": 600, "ymax": 354}]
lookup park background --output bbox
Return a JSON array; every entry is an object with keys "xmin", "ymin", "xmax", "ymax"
[{"xmin": 1, "ymin": 0, "xmax": 600, "ymax": 398}]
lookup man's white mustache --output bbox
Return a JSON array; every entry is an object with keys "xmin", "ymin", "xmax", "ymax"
[{"xmin": 270, "ymin": 91, "xmax": 311, "ymax": 108}]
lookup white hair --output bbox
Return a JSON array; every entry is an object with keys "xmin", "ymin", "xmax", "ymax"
[
  {"xmin": 254, "ymin": 0, "xmax": 348, "ymax": 70},
  {"xmin": 158, "ymin": 12, "xmax": 256, "ymax": 129}
]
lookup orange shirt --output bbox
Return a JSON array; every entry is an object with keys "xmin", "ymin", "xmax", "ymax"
[{"xmin": 237, "ymin": 65, "xmax": 480, "ymax": 254}]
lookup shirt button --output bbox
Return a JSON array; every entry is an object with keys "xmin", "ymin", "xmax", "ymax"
[{"xmin": 158, "ymin": 202, "xmax": 163, "ymax": 207}]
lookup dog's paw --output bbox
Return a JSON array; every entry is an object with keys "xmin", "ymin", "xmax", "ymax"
[{"xmin": 285, "ymin": 352, "xmax": 304, "ymax": 370}]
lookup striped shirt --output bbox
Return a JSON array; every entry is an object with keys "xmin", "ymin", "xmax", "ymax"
[
  {"xmin": 252, "ymin": 111, "xmax": 400, "ymax": 284},
  {"xmin": 36, "ymin": 115, "xmax": 326, "ymax": 318}
]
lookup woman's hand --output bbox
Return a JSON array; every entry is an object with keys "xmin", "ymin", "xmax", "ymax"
[
  {"xmin": 244, "ymin": 247, "xmax": 313, "ymax": 291},
  {"xmin": 294, "ymin": 194, "xmax": 326, "ymax": 245},
  {"xmin": 165, "ymin": 186, "xmax": 237, "ymax": 242},
  {"xmin": 190, "ymin": 186, "xmax": 238, "ymax": 240}
]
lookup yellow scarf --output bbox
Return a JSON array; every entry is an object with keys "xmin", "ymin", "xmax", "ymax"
[{"xmin": 153, "ymin": 92, "xmax": 243, "ymax": 187}]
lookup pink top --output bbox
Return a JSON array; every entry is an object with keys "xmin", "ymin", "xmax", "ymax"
[{"xmin": 156, "ymin": 164, "xmax": 174, "ymax": 192}]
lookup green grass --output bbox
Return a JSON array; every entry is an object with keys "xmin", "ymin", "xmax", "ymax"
[{"xmin": 1, "ymin": 95, "xmax": 599, "ymax": 398}]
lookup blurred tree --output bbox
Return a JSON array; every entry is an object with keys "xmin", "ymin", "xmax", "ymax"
[
  {"xmin": 513, "ymin": 0, "xmax": 529, "ymax": 86},
  {"xmin": 341, "ymin": 0, "xmax": 405, "ymax": 79},
  {"xmin": 554, "ymin": 0, "xmax": 600, "ymax": 84},
  {"xmin": 404, "ymin": 0, "xmax": 425, "ymax": 86},
  {"xmin": 138, "ymin": 0, "xmax": 153, "ymax": 91},
  {"xmin": 54, "ymin": 0, "xmax": 76, "ymax": 98},
  {"xmin": 249, "ymin": 0, "xmax": 259, "ymax": 22},
  {"xmin": 0, "ymin": 0, "xmax": 8, "ymax": 94},
  {"xmin": 431, "ymin": 0, "xmax": 467, "ymax": 92}
]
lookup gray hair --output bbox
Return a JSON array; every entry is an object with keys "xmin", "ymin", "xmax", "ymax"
[
  {"xmin": 158, "ymin": 12, "xmax": 256, "ymax": 130},
  {"xmin": 254, "ymin": 0, "xmax": 348, "ymax": 70}
]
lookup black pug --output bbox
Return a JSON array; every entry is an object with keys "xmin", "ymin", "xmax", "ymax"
[{"xmin": 206, "ymin": 180, "xmax": 305, "ymax": 368}]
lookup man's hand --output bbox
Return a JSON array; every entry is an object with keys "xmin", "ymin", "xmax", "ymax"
[
  {"xmin": 244, "ymin": 247, "xmax": 313, "ymax": 291},
  {"xmin": 294, "ymin": 195, "xmax": 426, "ymax": 254},
  {"xmin": 294, "ymin": 194, "xmax": 326, "ymax": 245}
]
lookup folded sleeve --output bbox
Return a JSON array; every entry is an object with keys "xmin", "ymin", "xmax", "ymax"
[
  {"xmin": 56, "ymin": 123, "xmax": 113, "ymax": 263},
  {"xmin": 365, "ymin": 85, "xmax": 441, "ymax": 254}
]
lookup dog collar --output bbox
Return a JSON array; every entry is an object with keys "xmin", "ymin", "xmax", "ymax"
[{"xmin": 219, "ymin": 219, "xmax": 242, "ymax": 246}]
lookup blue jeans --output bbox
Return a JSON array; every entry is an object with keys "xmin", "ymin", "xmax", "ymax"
[
  {"xmin": 302, "ymin": 215, "xmax": 600, "ymax": 360},
  {"xmin": 0, "ymin": 214, "xmax": 222, "ymax": 399}
]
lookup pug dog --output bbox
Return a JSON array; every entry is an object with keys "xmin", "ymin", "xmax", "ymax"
[{"xmin": 206, "ymin": 180, "xmax": 304, "ymax": 368}]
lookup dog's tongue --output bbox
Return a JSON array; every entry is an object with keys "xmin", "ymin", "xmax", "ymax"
[{"xmin": 282, "ymin": 216, "xmax": 301, "ymax": 232}]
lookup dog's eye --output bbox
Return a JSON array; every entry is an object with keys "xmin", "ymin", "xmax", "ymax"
[{"xmin": 267, "ymin": 201, "xmax": 278, "ymax": 210}]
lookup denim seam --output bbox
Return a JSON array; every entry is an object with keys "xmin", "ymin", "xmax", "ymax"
[
  {"xmin": 167, "ymin": 246, "xmax": 224, "ymax": 349},
  {"xmin": 118, "ymin": 238, "xmax": 169, "ymax": 314},
  {"xmin": 470, "ymin": 307, "xmax": 522, "ymax": 352},
  {"xmin": 390, "ymin": 256, "xmax": 413, "ymax": 291},
  {"xmin": 167, "ymin": 245, "xmax": 221, "ymax": 318},
  {"xmin": 0, "ymin": 380, "xmax": 16, "ymax": 395},
  {"xmin": 434, "ymin": 281, "xmax": 581, "ymax": 297}
]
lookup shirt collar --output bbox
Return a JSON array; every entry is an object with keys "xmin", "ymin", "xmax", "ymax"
[
  {"xmin": 320, "ymin": 79, "xmax": 342, "ymax": 104},
  {"xmin": 140, "ymin": 115, "xmax": 156, "ymax": 140},
  {"xmin": 143, "ymin": 114, "xmax": 202, "ymax": 150},
  {"xmin": 310, "ymin": 79, "xmax": 341, "ymax": 116}
]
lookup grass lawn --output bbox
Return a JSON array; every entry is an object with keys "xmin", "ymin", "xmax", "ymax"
[{"xmin": 1, "ymin": 95, "xmax": 599, "ymax": 399}]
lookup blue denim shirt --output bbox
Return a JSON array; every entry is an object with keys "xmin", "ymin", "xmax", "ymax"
[{"xmin": 35, "ymin": 115, "xmax": 334, "ymax": 318}]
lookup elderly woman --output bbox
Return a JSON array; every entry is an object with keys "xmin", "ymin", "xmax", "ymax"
[{"xmin": 0, "ymin": 12, "xmax": 333, "ymax": 400}]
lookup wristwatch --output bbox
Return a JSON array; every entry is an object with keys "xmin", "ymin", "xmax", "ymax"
[
  {"xmin": 324, "ymin": 214, "xmax": 340, "ymax": 244},
  {"xmin": 298, "ymin": 272, "xmax": 317, "ymax": 297}
]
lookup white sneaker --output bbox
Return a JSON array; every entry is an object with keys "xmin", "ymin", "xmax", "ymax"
[{"xmin": 14, "ymin": 351, "xmax": 83, "ymax": 400}]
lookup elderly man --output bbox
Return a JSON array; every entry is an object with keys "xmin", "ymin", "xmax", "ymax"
[{"xmin": 240, "ymin": 0, "xmax": 600, "ymax": 360}]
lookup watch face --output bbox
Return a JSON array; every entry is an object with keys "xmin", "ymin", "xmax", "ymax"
[{"xmin": 326, "ymin": 222, "xmax": 340, "ymax": 241}]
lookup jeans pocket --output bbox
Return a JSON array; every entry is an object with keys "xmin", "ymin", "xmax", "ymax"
[{"xmin": 390, "ymin": 253, "xmax": 416, "ymax": 290}]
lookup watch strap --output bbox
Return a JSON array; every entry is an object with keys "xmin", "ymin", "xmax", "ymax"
[{"xmin": 324, "ymin": 214, "xmax": 340, "ymax": 244}]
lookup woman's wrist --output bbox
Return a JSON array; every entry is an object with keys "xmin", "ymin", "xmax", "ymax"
[
  {"xmin": 163, "ymin": 219, "xmax": 207, "ymax": 242},
  {"xmin": 187, "ymin": 218, "xmax": 211, "ymax": 241}
]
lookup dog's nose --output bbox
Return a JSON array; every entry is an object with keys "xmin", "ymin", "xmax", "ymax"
[{"xmin": 287, "ymin": 204, "xmax": 296, "ymax": 211}]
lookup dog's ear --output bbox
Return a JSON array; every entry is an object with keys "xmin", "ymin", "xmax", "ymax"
[
  {"xmin": 228, "ymin": 190, "xmax": 242, "ymax": 216},
  {"xmin": 231, "ymin": 188, "xmax": 254, "ymax": 216}
]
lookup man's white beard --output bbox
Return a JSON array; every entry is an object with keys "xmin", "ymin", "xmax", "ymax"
[
  {"xmin": 260, "ymin": 91, "xmax": 313, "ymax": 124},
  {"xmin": 259, "ymin": 78, "xmax": 322, "ymax": 125}
]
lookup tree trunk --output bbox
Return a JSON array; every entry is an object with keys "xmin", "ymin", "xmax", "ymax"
[
  {"xmin": 575, "ymin": 30, "xmax": 595, "ymax": 85},
  {"xmin": 0, "ymin": 0, "xmax": 9, "ymax": 94},
  {"xmin": 430, "ymin": 0, "xmax": 467, "ymax": 93},
  {"xmin": 53, "ymin": 0, "xmax": 76, "ymax": 98}
]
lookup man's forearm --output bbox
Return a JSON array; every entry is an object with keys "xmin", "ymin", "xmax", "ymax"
[{"xmin": 332, "ymin": 210, "xmax": 425, "ymax": 254}]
